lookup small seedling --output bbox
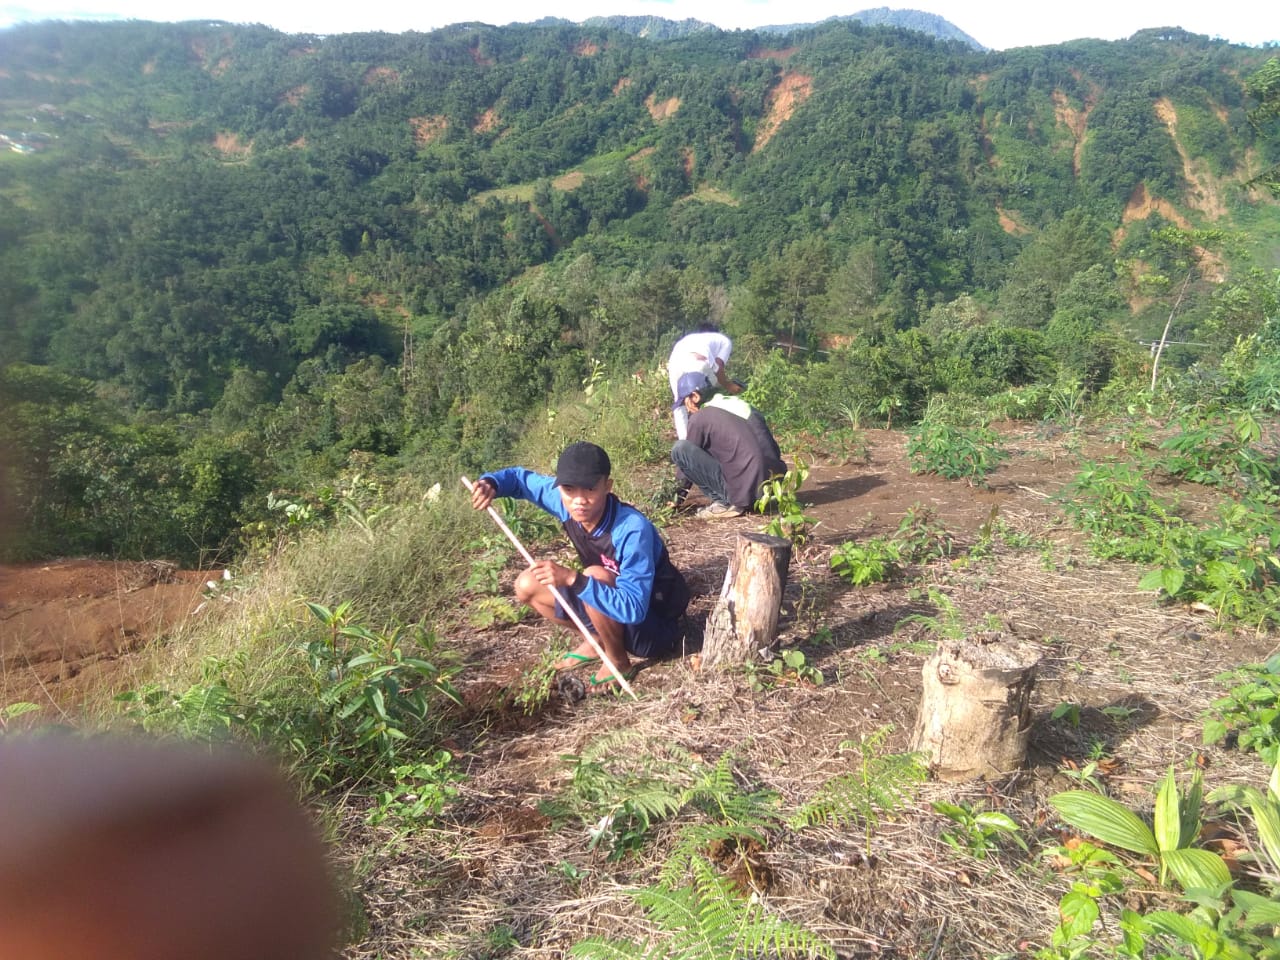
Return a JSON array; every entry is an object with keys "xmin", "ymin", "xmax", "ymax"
[
  {"xmin": 932, "ymin": 800, "xmax": 1028, "ymax": 859},
  {"xmin": 747, "ymin": 649, "xmax": 824, "ymax": 691}
]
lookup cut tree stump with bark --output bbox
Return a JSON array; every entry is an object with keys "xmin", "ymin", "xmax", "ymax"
[
  {"xmin": 701, "ymin": 532, "xmax": 792, "ymax": 669},
  {"xmin": 909, "ymin": 636, "xmax": 1042, "ymax": 782}
]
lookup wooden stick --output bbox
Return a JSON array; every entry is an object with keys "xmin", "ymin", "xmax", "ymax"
[{"xmin": 461, "ymin": 476, "xmax": 638, "ymax": 700}]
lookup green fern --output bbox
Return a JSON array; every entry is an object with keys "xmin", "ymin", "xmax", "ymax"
[
  {"xmin": 566, "ymin": 737, "xmax": 783, "ymax": 862},
  {"xmin": 659, "ymin": 755, "xmax": 781, "ymax": 878},
  {"xmin": 686, "ymin": 754, "xmax": 782, "ymax": 828},
  {"xmin": 565, "ymin": 733, "xmax": 706, "ymax": 858},
  {"xmin": 789, "ymin": 725, "xmax": 928, "ymax": 853},
  {"xmin": 571, "ymin": 859, "xmax": 834, "ymax": 960}
]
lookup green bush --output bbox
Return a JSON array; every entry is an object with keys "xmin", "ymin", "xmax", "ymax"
[{"xmin": 906, "ymin": 420, "xmax": 1008, "ymax": 486}]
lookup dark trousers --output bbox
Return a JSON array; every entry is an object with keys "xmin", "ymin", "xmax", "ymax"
[{"xmin": 671, "ymin": 440, "xmax": 732, "ymax": 506}]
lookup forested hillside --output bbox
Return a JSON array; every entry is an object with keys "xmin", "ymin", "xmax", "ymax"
[{"xmin": 1, "ymin": 18, "xmax": 1277, "ymax": 562}]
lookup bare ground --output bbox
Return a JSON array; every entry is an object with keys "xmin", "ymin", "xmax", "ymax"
[
  {"xmin": 346, "ymin": 423, "xmax": 1277, "ymax": 959},
  {"xmin": 1, "ymin": 421, "xmax": 1275, "ymax": 957}
]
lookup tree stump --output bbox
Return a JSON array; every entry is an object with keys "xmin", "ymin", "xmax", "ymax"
[
  {"xmin": 909, "ymin": 636, "xmax": 1042, "ymax": 782},
  {"xmin": 702, "ymin": 532, "xmax": 792, "ymax": 669}
]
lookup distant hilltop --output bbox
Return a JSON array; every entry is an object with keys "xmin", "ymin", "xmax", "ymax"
[{"xmin": 533, "ymin": 7, "xmax": 985, "ymax": 50}]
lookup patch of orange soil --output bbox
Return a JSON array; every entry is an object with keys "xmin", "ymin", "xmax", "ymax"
[
  {"xmin": 0, "ymin": 560, "xmax": 211, "ymax": 712},
  {"xmin": 645, "ymin": 94, "xmax": 681, "ymax": 123},
  {"xmin": 1154, "ymin": 96, "xmax": 1227, "ymax": 220},
  {"xmin": 410, "ymin": 115, "xmax": 448, "ymax": 146},
  {"xmin": 213, "ymin": 132, "xmax": 251, "ymax": 157},
  {"xmin": 753, "ymin": 72, "xmax": 812, "ymax": 153},
  {"xmin": 1115, "ymin": 185, "xmax": 1226, "ymax": 302},
  {"xmin": 574, "ymin": 40, "xmax": 599, "ymax": 56},
  {"xmin": 473, "ymin": 108, "xmax": 500, "ymax": 134},
  {"xmin": 1052, "ymin": 89, "xmax": 1095, "ymax": 177},
  {"xmin": 280, "ymin": 85, "xmax": 308, "ymax": 107},
  {"xmin": 747, "ymin": 46, "xmax": 797, "ymax": 61},
  {"xmin": 996, "ymin": 206, "xmax": 1030, "ymax": 236},
  {"xmin": 613, "ymin": 77, "xmax": 632, "ymax": 95},
  {"xmin": 469, "ymin": 47, "xmax": 494, "ymax": 68},
  {"xmin": 363, "ymin": 66, "xmax": 400, "ymax": 85},
  {"xmin": 1117, "ymin": 182, "xmax": 1192, "ymax": 236}
]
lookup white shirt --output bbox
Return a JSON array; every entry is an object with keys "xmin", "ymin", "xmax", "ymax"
[{"xmin": 667, "ymin": 332, "xmax": 732, "ymax": 400}]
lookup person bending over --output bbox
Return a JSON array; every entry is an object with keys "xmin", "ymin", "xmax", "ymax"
[
  {"xmin": 667, "ymin": 323, "xmax": 742, "ymax": 441},
  {"xmin": 470, "ymin": 441, "xmax": 690, "ymax": 693},
  {"xmin": 670, "ymin": 375, "xmax": 787, "ymax": 520}
]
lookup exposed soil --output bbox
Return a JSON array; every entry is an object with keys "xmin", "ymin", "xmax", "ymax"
[
  {"xmin": 753, "ymin": 71, "xmax": 813, "ymax": 152},
  {"xmin": 0, "ymin": 560, "xmax": 211, "ymax": 712},
  {"xmin": 3, "ymin": 421, "xmax": 1276, "ymax": 958}
]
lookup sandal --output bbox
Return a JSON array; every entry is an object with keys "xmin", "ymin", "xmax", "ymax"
[
  {"xmin": 587, "ymin": 664, "xmax": 639, "ymax": 695},
  {"xmin": 552, "ymin": 650, "xmax": 600, "ymax": 672}
]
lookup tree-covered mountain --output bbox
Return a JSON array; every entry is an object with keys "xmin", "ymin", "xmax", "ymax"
[
  {"xmin": 759, "ymin": 5, "xmax": 984, "ymax": 49},
  {"xmin": 0, "ymin": 18, "xmax": 1277, "ymax": 561}
]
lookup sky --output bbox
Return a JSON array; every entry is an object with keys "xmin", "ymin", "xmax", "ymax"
[{"xmin": 0, "ymin": 1, "xmax": 1274, "ymax": 51}]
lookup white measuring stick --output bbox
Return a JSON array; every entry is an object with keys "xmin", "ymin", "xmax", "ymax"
[{"xmin": 461, "ymin": 476, "xmax": 638, "ymax": 700}]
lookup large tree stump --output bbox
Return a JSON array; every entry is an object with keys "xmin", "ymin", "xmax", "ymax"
[
  {"xmin": 909, "ymin": 636, "xmax": 1042, "ymax": 782},
  {"xmin": 702, "ymin": 532, "xmax": 792, "ymax": 669}
]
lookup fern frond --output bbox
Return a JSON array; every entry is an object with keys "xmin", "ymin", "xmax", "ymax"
[
  {"xmin": 568, "ymin": 935, "xmax": 649, "ymax": 959},
  {"xmin": 659, "ymin": 822, "xmax": 769, "ymax": 886},
  {"xmin": 685, "ymin": 753, "xmax": 784, "ymax": 829},
  {"xmin": 623, "ymin": 864, "xmax": 834, "ymax": 960},
  {"xmin": 626, "ymin": 785, "xmax": 688, "ymax": 826},
  {"xmin": 790, "ymin": 728, "xmax": 927, "ymax": 829}
]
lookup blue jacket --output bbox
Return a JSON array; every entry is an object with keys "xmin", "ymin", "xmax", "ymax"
[{"xmin": 480, "ymin": 468, "xmax": 688, "ymax": 625}]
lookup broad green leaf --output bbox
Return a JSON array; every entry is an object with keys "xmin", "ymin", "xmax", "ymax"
[
  {"xmin": 1232, "ymin": 889, "xmax": 1280, "ymax": 927},
  {"xmin": 1057, "ymin": 889, "xmax": 1099, "ymax": 941},
  {"xmin": 974, "ymin": 812, "xmax": 1021, "ymax": 832},
  {"xmin": 1203, "ymin": 718, "xmax": 1228, "ymax": 745},
  {"xmin": 1161, "ymin": 848, "xmax": 1232, "ymax": 892},
  {"xmin": 1050, "ymin": 791, "xmax": 1158, "ymax": 855},
  {"xmin": 1141, "ymin": 910, "xmax": 1204, "ymax": 944},
  {"xmin": 1171, "ymin": 769, "xmax": 1205, "ymax": 859},
  {"xmin": 1139, "ymin": 567, "xmax": 1184, "ymax": 595},
  {"xmin": 303, "ymin": 600, "xmax": 333, "ymax": 623},
  {"xmin": 1249, "ymin": 793, "xmax": 1280, "ymax": 875},
  {"xmin": 0, "ymin": 702, "xmax": 39, "ymax": 721},
  {"xmin": 1154, "ymin": 767, "xmax": 1181, "ymax": 853}
]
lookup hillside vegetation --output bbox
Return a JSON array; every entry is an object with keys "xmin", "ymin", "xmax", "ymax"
[
  {"xmin": 1, "ymin": 19, "xmax": 1278, "ymax": 563},
  {"xmin": 3, "ymin": 18, "xmax": 1280, "ymax": 960}
]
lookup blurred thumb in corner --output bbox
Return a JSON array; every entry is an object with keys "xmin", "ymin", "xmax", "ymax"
[{"xmin": 0, "ymin": 734, "xmax": 342, "ymax": 960}]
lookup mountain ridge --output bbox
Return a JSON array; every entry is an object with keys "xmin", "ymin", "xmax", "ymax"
[{"xmin": 539, "ymin": 7, "xmax": 985, "ymax": 48}]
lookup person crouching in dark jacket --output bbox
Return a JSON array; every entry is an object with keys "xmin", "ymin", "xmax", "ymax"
[{"xmin": 670, "ymin": 375, "xmax": 787, "ymax": 520}]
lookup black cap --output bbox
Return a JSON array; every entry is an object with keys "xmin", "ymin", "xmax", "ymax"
[{"xmin": 554, "ymin": 442, "xmax": 611, "ymax": 488}]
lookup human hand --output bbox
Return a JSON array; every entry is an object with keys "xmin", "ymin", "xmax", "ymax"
[
  {"xmin": 470, "ymin": 477, "xmax": 496, "ymax": 511},
  {"xmin": 529, "ymin": 559, "xmax": 577, "ymax": 590}
]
